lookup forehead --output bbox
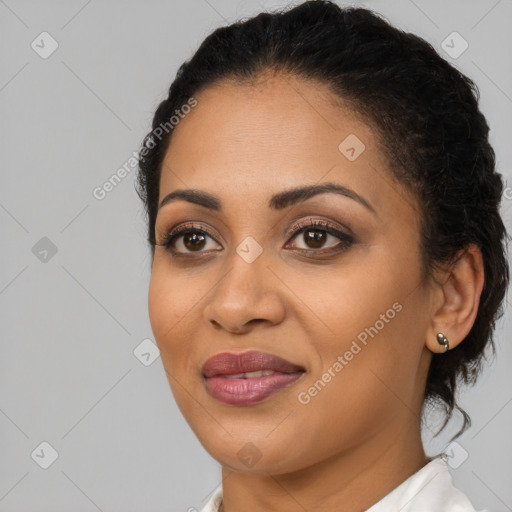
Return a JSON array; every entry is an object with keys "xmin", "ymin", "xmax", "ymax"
[
  {"xmin": 166, "ymin": 74, "xmax": 366, "ymax": 157},
  {"xmin": 157, "ymin": 74, "xmax": 410, "ymax": 222}
]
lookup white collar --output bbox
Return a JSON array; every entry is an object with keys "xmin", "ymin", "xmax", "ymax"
[{"xmin": 200, "ymin": 456, "xmax": 486, "ymax": 512}]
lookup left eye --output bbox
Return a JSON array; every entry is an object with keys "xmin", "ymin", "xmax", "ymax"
[
  {"xmin": 288, "ymin": 228, "xmax": 343, "ymax": 250},
  {"xmin": 285, "ymin": 220, "xmax": 353, "ymax": 252}
]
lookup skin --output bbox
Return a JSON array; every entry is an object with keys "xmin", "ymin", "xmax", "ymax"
[{"xmin": 148, "ymin": 72, "xmax": 484, "ymax": 512}]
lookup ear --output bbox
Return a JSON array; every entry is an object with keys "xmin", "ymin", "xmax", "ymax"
[{"xmin": 426, "ymin": 244, "xmax": 485, "ymax": 354}]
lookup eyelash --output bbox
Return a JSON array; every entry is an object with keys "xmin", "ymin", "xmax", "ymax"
[{"xmin": 156, "ymin": 219, "xmax": 354, "ymax": 258}]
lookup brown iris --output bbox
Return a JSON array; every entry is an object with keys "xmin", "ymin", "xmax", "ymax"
[
  {"xmin": 184, "ymin": 232, "xmax": 207, "ymax": 251},
  {"xmin": 304, "ymin": 229, "xmax": 327, "ymax": 249}
]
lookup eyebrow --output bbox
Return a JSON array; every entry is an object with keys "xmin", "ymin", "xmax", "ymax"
[{"xmin": 158, "ymin": 182, "xmax": 376, "ymax": 215}]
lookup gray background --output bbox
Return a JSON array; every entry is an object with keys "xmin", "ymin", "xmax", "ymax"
[{"xmin": 1, "ymin": 0, "xmax": 511, "ymax": 511}]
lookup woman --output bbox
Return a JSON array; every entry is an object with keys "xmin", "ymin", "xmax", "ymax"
[{"xmin": 135, "ymin": 1, "xmax": 509, "ymax": 510}]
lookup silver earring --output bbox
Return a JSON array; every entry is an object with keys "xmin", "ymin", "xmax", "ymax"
[{"xmin": 436, "ymin": 333, "xmax": 450, "ymax": 352}]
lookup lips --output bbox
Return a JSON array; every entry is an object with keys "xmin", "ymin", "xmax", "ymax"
[
  {"xmin": 202, "ymin": 350, "xmax": 306, "ymax": 405},
  {"xmin": 202, "ymin": 350, "xmax": 305, "ymax": 378}
]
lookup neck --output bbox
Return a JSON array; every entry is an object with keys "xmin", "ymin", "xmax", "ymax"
[{"xmin": 220, "ymin": 418, "xmax": 428, "ymax": 512}]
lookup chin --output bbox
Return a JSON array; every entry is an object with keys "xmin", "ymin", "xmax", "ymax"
[{"xmin": 194, "ymin": 428, "xmax": 311, "ymax": 475}]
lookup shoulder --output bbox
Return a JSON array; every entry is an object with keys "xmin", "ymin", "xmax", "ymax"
[
  {"xmin": 367, "ymin": 456, "xmax": 487, "ymax": 512},
  {"xmin": 197, "ymin": 458, "xmax": 488, "ymax": 512},
  {"xmin": 199, "ymin": 485, "xmax": 223, "ymax": 512}
]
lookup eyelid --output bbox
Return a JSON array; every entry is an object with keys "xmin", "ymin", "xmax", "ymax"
[{"xmin": 286, "ymin": 215, "xmax": 354, "ymax": 239}]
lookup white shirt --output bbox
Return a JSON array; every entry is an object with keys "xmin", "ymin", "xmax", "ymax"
[{"xmin": 200, "ymin": 456, "xmax": 487, "ymax": 512}]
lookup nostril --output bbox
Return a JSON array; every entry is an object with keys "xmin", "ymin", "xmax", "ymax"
[
  {"xmin": 247, "ymin": 318, "xmax": 266, "ymax": 326},
  {"xmin": 209, "ymin": 319, "xmax": 225, "ymax": 330}
]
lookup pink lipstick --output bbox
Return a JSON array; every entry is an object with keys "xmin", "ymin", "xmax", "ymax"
[{"xmin": 202, "ymin": 350, "xmax": 305, "ymax": 405}]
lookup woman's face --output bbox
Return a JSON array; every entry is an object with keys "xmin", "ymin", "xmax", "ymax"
[{"xmin": 148, "ymin": 73, "xmax": 434, "ymax": 475}]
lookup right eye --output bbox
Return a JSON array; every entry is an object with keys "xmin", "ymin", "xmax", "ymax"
[{"xmin": 157, "ymin": 223, "xmax": 222, "ymax": 256}]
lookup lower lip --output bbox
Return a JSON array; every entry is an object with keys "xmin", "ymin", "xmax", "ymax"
[{"xmin": 204, "ymin": 372, "xmax": 304, "ymax": 405}]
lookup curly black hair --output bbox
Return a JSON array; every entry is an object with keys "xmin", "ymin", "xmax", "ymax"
[{"xmin": 135, "ymin": 0, "xmax": 510, "ymax": 438}]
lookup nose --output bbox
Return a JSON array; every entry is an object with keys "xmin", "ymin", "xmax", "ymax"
[{"xmin": 202, "ymin": 251, "xmax": 286, "ymax": 334}]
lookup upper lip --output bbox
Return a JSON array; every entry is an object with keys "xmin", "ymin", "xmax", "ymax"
[{"xmin": 202, "ymin": 350, "xmax": 305, "ymax": 377}]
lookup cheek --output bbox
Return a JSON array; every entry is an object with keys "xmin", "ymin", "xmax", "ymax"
[
  {"xmin": 287, "ymin": 251, "xmax": 411, "ymax": 343},
  {"xmin": 147, "ymin": 267, "xmax": 192, "ymax": 376},
  {"xmin": 147, "ymin": 262, "xmax": 200, "ymax": 343},
  {"xmin": 293, "ymin": 248, "xmax": 426, "ymax": 413},
  {"xmin": 147, "ymin": 267, "xmax": 202, "ymax": 407},
  {"xmin": 292, "ymin": 308, "xmax": 424, "ymax": 458},
  {"xmin": 148, "ymin": 270, "xmax": 173, "ymax": 342},
  {"xmin": 148, "ymin": 262, "xmax": 215, "ymax": 385}
]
